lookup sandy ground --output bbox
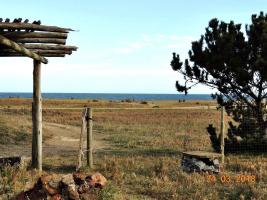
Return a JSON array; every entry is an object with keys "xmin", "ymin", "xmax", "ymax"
[
  {"xmin": 0, "ymin": 114, "xmax": 110, "ymax": 158},
  {"xmin": 43, "ymin": 122, "xmax": 110, "ymax": 156}
]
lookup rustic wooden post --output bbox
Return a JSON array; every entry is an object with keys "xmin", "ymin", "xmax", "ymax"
[
  {"xmin": 32, "ymin": 60, "xmax": 42, "ymax": 171},
  {"xmin": 77, "ymin": 108, "xmax": 87, "ymax": 171},
  {"xmin": 220, "ymin": 106, "xmax": 225, "ymax": 164},
  {"xmin": 87, "ymin": 108, "xmax": 93, "ymax": 168}
]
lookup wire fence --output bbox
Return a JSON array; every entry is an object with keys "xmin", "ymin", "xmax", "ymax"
[{"xmin": 0, "ymin": 105, "xmax": 266, "ymax": 170}]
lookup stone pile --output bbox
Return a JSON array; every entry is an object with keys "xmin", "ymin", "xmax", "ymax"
[
  {"xmin": 181, "ymin": 156, "xmax": 220, "ymax": 173},
  {"xmin": 16, "ymin": 172, "xmax": 107, "ymax": 200}
]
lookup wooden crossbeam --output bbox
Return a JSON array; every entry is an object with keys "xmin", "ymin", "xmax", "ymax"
[
  {"xmin": 12, "ymin": 38, "xmax": 66, "ymax": 45},
  {"xmin": 0, "ymin": 53, "xmax": 65, "ymax": 57},
  {"xmin": 0, "ymin": 34, "xmax": 48, "ymax": 64},
  {"xmin": 0, "ymin": 22, "xmax": 73, "ymax": 33},
  {"xmin": 21, "ymin": 44, "xmax": 77, "ymax": 51},
  {"xmin": 0, "ymin": 31, "xmax": 68, "ymax": 39}
]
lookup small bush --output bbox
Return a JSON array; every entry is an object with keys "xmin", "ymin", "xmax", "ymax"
[{"xmin": 140, "ymin": 101, "xmax": 148, "ymax": 104}]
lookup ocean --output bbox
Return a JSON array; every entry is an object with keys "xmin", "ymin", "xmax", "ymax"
[{"xmin": 0, "ymin": 92, "xmax": 213, "ymax": 101}]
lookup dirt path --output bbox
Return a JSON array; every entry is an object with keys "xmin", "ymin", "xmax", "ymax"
[
  {"xmin": 43, "ymin": 122, "xmax": 110, "ymax": 153},
  {"xmin": 0, "ymin": 112, "xmax": 111, "ymax": 157}
]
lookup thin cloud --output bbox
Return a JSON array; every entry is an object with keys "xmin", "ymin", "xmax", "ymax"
[
  {"xmin": 112, "ymin": 41, "xmax": 146, "ymax": 54},
  {"xmin": 111, "ymin": 34, "xmax": 195, "ymax": 55}
]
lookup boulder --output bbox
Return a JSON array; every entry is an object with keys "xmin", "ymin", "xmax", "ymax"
[{"xmin": 182, "ymin": 156, "xmax": 220, "ymax": 173}]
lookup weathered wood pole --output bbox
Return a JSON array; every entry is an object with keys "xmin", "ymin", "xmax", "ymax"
[
  {"xmin": 86, "ymin": 108, "xmax": 93, "ymax": 168},
  {"xmin": 77, "ymin": 108, "xmax": 87, "ymax": 171},
  {"xmin": 220, "ymin": 106, "xmax": 225, "ymax": 164},
  {"xmin": 32, "ymin": 60, "xmax": 42, "ymax": 171}
]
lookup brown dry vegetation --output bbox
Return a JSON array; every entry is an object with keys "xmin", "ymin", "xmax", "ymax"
[{"xmin": 0, "ymin": 98, "xmax": 266, "ymax": 199}]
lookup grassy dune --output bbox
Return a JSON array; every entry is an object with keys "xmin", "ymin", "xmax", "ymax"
[{"xmin": 0, "ymin": 98, "xmax": 266, "ymax": 199}]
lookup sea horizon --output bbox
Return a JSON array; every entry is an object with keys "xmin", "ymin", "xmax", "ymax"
[{"xmin": 0, "ymin": 92, "xmax": 213, "ymax": 101}]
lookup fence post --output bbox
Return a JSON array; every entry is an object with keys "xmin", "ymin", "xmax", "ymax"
[
  {"xmin": 87, "ymin": 107, "xmax": 93, "ymax": 168},
  {"xmin": 220, "ymin": 106, "xmax": 225, "ymax": 164},
  {"xmin": 77, "ymin": 108, "xmax": 87, "ymax": 171}
]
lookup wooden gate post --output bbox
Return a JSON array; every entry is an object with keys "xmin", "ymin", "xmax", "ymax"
[
  {"xmin": 32, "ymin": 60, "xmax": 42, "ymax": 171},
  {"xmin": 77, "ymin": 108, "xmax": 87, "ymax": 171},
  {"xmin": 220, "ymin": 106, "xmax": 225, "ymax": 164},
  {"xmin": 87, "ymin": 108, "xmax": 93, "ymax": 168}
]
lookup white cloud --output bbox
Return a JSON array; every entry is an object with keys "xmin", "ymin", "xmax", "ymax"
[
  {"xmin": 111, "ymin": 34, "xmax": 195, "ymax": 55},
  {"xmin": 112, "ymin": 41, "xmax": 147, "ymax": 54}
]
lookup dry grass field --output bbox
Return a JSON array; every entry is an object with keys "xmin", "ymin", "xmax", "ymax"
[{"xmin": 0, "ymin": 98, "xmax": 266, "ymax": 199}]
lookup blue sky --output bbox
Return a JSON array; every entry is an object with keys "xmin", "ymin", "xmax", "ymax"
[{"xmin": 0, "ymin": 0, "xmax": 266, "ymax": 93}]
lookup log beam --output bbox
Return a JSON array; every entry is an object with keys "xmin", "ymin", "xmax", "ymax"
[
  {"xmin": 0, "ymin": 35, "xmax": 48, "ymax": 64},
  {"xmin": 13, "ymin": 38, "xmax": 66, "ymax": 45},
  {"xmin": 0, "ymin": 53, "xmax": 65, "ymax": 57},
  {"xmin": 0, "ymin": 49, "xmax": 72, "ymax": 55},
  {"xmin": 1, "ymin": 31, "xmax": 68, "ymax": 39},
  {"xmin": 21, "ymin": 44, "xmax": 77, "ymax": 51},
  {"xmin": 0, "ymin": 22, "xmax": 73, "ymax": 33}
]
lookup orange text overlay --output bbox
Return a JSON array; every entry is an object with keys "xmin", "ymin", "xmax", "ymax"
[{"xmin": 206, "ymin": 174, "xmax": 256, "ymax": 184}]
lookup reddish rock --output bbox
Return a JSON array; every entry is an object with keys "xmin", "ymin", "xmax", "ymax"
[
  {"xmin": 51, "ymin": 194, "xmax": 64, "ymax": 200},
  {"xmin": 40, "ymin": 174, "xmax": 60, "ymax": 195},
  {"xmin": 73, "ymin": 172, "xmax": 86, "ymax": 185},
  {"xmin": 77, "ymin": 183, "xmax": 91, "ymax": 194},
  {"xmin": 86, "ymin": 172, "xmax": 107, "ymax": 188},
  {"xmin": 61, "ymin": 174, "xmax": 79, "ymax": 200}
]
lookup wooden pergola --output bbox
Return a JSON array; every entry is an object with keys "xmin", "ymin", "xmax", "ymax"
[{"xmin": 0, "ymin": 18, "xmax": 77, "ymax": 171}]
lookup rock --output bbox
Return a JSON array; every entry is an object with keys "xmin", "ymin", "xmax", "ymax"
[
  {"xmin": 61, "ymin": 174, "xmax": 75, "ymax": 186},
  {"xmin": 182, "ymin": 156, "xmax": 220, "ymax": 173},
  {"xmin": 73, "ymin": 172, "xmax": 86, "ymax": 185},
  {"xmin": 213, "ymin": 159, "xmax": 220, "ymax": 166},
  {"xmin": 77, "ymin": 182, "xmax": 91, "ymax": 194},
  {"xmin": 61, "ymin": 174, "xmax": 79, "ymax": 200},
  {"xmin": 51, "ymin": 194, "xmax": 64, "ymax": 200},
  {"xmin": 16, "ymin": 172, "xmax": 107, "ymax": 199},
  {"xmin": 40, "ymin": 174, "xmax": 61, "ymax": 195},
  {"xmin": 85, "ymin": 172, "xmax": 107, "ymax": 188}
]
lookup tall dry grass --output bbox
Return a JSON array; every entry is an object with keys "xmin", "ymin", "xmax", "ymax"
[{"xmin": 0, "ymin": 99, "xmax": 266, "ymax": 199}]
